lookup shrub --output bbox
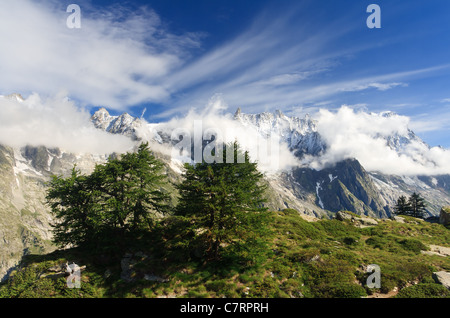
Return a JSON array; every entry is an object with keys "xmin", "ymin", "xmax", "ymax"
[
  {"xmin": 311, "ymin": 282, "xmax": 367, "ymax": 298},
  {"xmin": 398, "ymin": 239, "xmax": 428, "ymax": 254},
  {"xmin": 395, "ymin": 283, "xmax": 450, "ymax": 298}
]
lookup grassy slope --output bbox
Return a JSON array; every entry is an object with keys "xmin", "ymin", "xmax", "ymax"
[{"xmin": 1, "ymin": 209, "xmax": 449, "ymax": 298}]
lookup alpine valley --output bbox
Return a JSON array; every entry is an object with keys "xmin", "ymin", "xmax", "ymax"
[{"xmin": 1, "ymin": 94, "xmax": 450, "ymax": 282}]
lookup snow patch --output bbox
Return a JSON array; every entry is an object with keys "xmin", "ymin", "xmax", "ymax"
[
  {"xmin": 431, "ymin": 177, "xmax": 438, "ymax": 186},
  {"xmin": 316, "ymin": 181, "xmax": 325, "ymax": 209},
  {"xmin": 168, "ymin": 158, "xmax": 185, "ymax": 175}
]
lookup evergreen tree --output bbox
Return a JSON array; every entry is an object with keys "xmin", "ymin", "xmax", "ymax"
[
  {"xmin": 394, "ymin": 195, "xmax": 411, "ymax": 216},
  {"xmin": 176, "ymin": 142, "xmax": 270, "ymax": 262},
  {"xmin": 393, "ymin": 193, "xmax": 427, "ymax": 219},
  {"xmin": 46, "ymin": 142, "xmax": 171, "ymax": 249},
  {"xmin": 46, "ymin": 166, "xmax": 102, "ymax": 247},
  {"xmin": 408, "ymin": 192, "xmax": 427, "ymax": 219},
  {"xmin": 96, "ymin": 142, "xmax": 171, "ymax": 233}
]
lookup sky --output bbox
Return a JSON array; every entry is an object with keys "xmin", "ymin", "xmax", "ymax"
[{"xmin": 1, "ymin": 0, "xmax": 450, "ymax": 164}]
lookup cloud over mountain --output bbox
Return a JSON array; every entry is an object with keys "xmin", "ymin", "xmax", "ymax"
[
  {"xmin": 307, "ymin": 106, "xmax": 450, "ymax": 176},
  {"xmin": 0, "ymin": 93, "xmax": 134, "ymax": 154}
]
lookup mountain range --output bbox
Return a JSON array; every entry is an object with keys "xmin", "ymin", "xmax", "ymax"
[{"xmin": 1, "ymin": 103, "xmax": 450, "ymax": 281}]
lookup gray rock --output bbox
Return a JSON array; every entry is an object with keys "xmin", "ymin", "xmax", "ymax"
[
  {"xmin": 335, "ymin": 211, "xmax": 378, "ymax": 227},
  {"xmin": 336, "ymin": 211, "xmax": 354, "ymax": 221},
  {"xmin": 440, "ymin": 207, "xmax": 450, "ymax": 225},
  {"xmin": 433, "ymin": 271, "xmax": 450, "ymax": 289},
  {"xmin": 391, "ymin": 216, "xmax": 405, "ymax": 223},
  {"xmin": 120, "ymin": 256, "xmax": 138, "ymax": 282},
  {"xmin": 358, "ymin": 217, "xmax": 379, "ymax": 226},
  {"xmin": 144, "ymin": 274, "xmax": 169, "ymax": 283},
  {"xmin": 422, "ymin": 245, "xmax": 450, "ymax": 257}
]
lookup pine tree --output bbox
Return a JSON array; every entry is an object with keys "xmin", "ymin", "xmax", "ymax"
[
  {"xmin": 394, "ymin": 195, "xmax": 411, "ymax": 216},
  {"xmin": 97, "ymin": 142, "xmax": 171, "ymax": 233},
  {"xmin": 393, "ymin": 193, "xmax": 427, "ymax": 219},
  {"xmin": 176, "ymin": 142, "xmax": 270, "ymax": 262},
  {"xmin": 408, "ymin": 192, "xmax": 427, "ymax": 219},
  {"xmin": 46, "ymin": 142, "xmax": 171, "ymax": 249},
  {"xmin": 46, "ymin": 166, "xmax": 102, "ymax": 247}
]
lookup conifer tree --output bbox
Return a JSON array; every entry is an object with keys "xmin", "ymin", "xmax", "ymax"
[
  {"xmin": 408, "ymin": 192, "xmax": 427, "ymax": 219},
  {"xmin": 394, "ymin": 195, "xmax": 411, "ymax": 216},
  {"xmin": 176, "ymin": 142, "xmax": 270, "ymax": 262},
  {"xmin": 46, "ymin": 142, "xmax": 170, "ymax": 249},
  {"xmin": 46, "ymin": 166, "xmax": 102, "ymax": 247},
  {"xmin": 393, "ymin": 192, "xmax": 427, "ymax": 219}
]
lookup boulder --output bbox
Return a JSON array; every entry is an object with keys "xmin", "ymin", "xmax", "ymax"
[
  {"xmin": 433, "ymin": 271, "xmax": 450, "ymax": 289},
  {"xmin": 391, "ymin": 216, "xmax": 405, "ymax": 223},
  {"xmin": 336, "ymin": 211, "xmax": 354, "ymax": 221},
  {"xmin": 335, "ymin": 211, "xmax": 378, "ymax": 227},
  {"xmin": 440, "ymin": 207, "xmax": 450, "ymax": 226},
  {"xmin": 358, "ymin": 217, "xmax": 379, "ymax": 226}
]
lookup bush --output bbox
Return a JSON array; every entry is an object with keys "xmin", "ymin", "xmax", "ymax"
[
  {"xmin": 343, "ymin": 236, "xmax": 359, "ymax": 246},
  {"xmin": 395, "ymin": 283, "xmax": 450, "ymax": 298},
  {"xmin": 311, "ymin": 282, "xmax": 367, "ymax": 298},
  {"xmin": 398, "ymin": 239, "xmax": 428, "ymax": 254}
]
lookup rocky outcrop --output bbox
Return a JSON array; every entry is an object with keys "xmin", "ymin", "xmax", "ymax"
[
  {"xmin": 421, "ymin": 245, "xmax": 450, "ymax": 257},
  {"xmin": 433, "ymin": 271, "xmax": 450, "ymax": 289},
  {"xmin": 440, "ymin": 207, "xmax": 450, "ymax": 226},
  {"xmin": 335, "ymin": 211, "xmax": 378, "ymax": 228},
  {"xmin": 390, "ymin": 216, "xmax": 406, "ymax": 223},
  {"xmin": 290, "ymin": 159, "xmax": 389, "ymax": 218},
  {"xmin": 0, "ymin": 144, "xmax": 107, "ymax": 282}
]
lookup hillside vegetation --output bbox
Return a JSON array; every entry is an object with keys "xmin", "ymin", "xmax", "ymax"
[
  {"xmin": 1, "ymin": 143, "xmax": 449, "ymax": 299},
  {"xmin": 1, "ymin": 209, "xmax": 449, "ymax": 298}
]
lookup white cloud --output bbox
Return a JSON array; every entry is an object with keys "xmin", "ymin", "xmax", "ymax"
[
  {"xmin": 0, "ymin": 0, "xmax": 200, "ymax": 110},
  {"xmin": 0, "ymin": 93, "xmax": 135, "ymax": 154},
  {"xmin": 340, "ymin": 82, "xmax": 408, "ymax": 92},
  {"xmin": 155, "ymin": 95, "xmax": 300, "ymax": 174},
  {"xmin": 304, "ymin": 106, "xmax": 450, "ymax": 176}
]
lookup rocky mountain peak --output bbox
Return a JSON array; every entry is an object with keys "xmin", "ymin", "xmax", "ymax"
[
  {"xmin": 3, "ymin": 93, "xmax": 24, "ymax": 102},
  {"xmin": 234, "ymin": 107, "xmax": 242, "ymax": 119}
]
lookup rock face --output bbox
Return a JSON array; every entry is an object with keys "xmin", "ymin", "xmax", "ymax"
[
  {"xmin": 290, "ymin": 160, "xmax": 389, "ymax": 218},
  {"xmin": 433, "ymin": 271, "xmax": 450, "ymax": 289},
  {"xmin": 440, "ymin": 207, "xmax": 450, "ymax": 225},
  {"xmin": 0, "ymin": 144, "xmax": 107, "ymax": 282}
]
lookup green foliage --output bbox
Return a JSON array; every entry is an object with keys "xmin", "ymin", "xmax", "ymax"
[
  {"xmin": 4, "ymin": 162, "xmax": 450, "ymax": 299},
  {"xmin": 175, "ymin": 142, "xmax": 271, "ymax": 263},
  {"xmin": 304, "ymin": 258, "xmax": 366, "ymax": 298},
  {"xmin": 46, "ymin": 142, "xmax": 171, "ymax": 251},
  {"xmin": 394, "ymin": 192, "xmax": 427, "ymax": 219},
  {"xmin": 399, "ymin": 239, "xmax": 428, "ymax": 254},
  {"xmin": 395, "ymin": 283, "xmax": 450, "ymax": 298}
]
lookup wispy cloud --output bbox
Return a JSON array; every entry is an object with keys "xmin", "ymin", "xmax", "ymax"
[
  {"xmin": 340, "ymin": 82, "xmax": 408, "ymax": 92},
  {"xmin": 0, "ymin": 0, "xmax": 201, "ymax": 110}
]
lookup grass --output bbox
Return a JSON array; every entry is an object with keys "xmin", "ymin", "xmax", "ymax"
[{"xmin": 1, "ymin": 209, "xmax": 449, "ymax": 298}]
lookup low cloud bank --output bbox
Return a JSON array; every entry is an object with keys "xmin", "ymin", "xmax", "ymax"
[
  {"xmin": 154, "ymin": 95, "xmax": 301, "ymax": 174},
  {"xmin": 2, "ymin": 93, "xmax": 449, "ymax": 177},
  {"xmin": 305, "ymin": 106, "xmax": 450, "ymax": 176},
  {"xmin": 0, "ymin": 93, "xmax": 135, "ymax": 155}
]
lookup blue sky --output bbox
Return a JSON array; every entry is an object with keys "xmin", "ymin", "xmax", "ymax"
[{"xmin": 1, "ymin": 0, "xmax": 450, "ymax": 147}]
